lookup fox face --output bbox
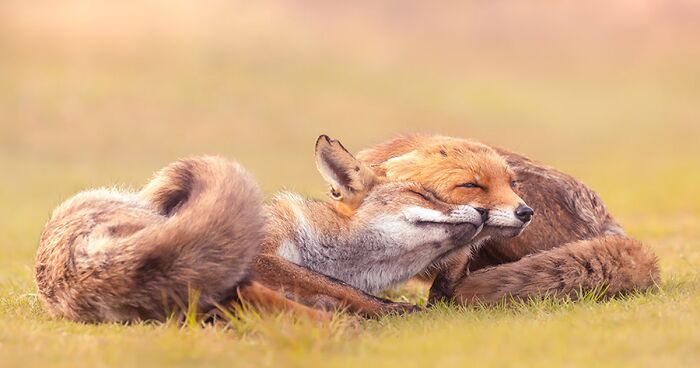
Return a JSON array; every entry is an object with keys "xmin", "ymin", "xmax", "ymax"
[
  {"xmin": 357, "ymin": 135, "xmax": 534, "ymax": 238},
  {"xmin": 359, "ymin": 180, "xmax": 486, "ymax": 246},
  {"xmin": 315, "ymin": 135, "xmax": 484, "ymax": 240},
  {"xmin": 302, "ymin": 135, "xmax": 485, "ymax": 292}
]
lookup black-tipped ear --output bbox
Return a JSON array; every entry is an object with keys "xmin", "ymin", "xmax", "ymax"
[{"xmin": 315, "ymin": 135, "xmax": 378, "ymax": 202}]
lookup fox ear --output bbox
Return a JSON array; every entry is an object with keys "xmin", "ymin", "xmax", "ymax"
[{"xmin": 315, "ymin": 135, "xmax": 378, "ymax": 203}]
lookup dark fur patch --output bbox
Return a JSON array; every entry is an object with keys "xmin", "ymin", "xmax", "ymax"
[
  {"xmin": 161, "ymin": 169, "xmax": 193, "ymax": 215},
  {"xmin": 323, "ymin": 155, "xmax": 354, "ymax": 190}
]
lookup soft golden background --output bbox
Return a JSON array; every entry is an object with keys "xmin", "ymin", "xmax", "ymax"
[{"xmin": 1, "ymin": 1, "xmax": 699, "ymax": 367}]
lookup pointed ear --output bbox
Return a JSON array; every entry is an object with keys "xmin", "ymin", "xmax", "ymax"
[{"xmin": 315, "ymin": 135, "xmax": 379, "ymax": 202}]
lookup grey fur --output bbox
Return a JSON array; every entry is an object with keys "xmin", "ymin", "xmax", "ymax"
[{"xmin": 271, "ymin": 187, "xmax": 483, "ymax": 294}]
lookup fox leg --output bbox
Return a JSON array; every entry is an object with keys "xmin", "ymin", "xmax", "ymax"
[
  {"xmin": 235, "ymin": 281, "xmax": 332, "ymax": 322},
  {"xmin": 253, "ymin": 254, "xmax": 420, "ymax": 317},
  {"xmin": 430, "ymin": 235, "xmax": 660, "ymax": 305}
]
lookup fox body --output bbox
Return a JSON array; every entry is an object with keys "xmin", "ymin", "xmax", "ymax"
[
  {"xmin": 357, "ymin": 135, "xmax": 659, "ymax": 303},
  {"xmin": 254, "ymin": 136, "xmax": 484, "ymax": 313},
  {"xmin": 35, "ymin": 136, "xmax": 484, "ymax": 322}
]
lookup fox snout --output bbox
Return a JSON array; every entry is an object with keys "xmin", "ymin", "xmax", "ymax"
[
  {"xmin": 480, "ymin": 202, "xmax": 534, "ymax": 238},
  {"xmin": 483, "ymin": 204, "xmax": 534, "ymax": 226},
  {"xmin": 448, "ymin": 205, "xmax": 487, "ymax": 226}
]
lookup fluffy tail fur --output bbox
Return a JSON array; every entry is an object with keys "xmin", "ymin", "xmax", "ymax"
[
  {"xmin": 444, "ymin": 235, "xmax": 659, "ymax": 304},
  {"xmin": 35, "ymin": 156, "xmax": 263, "ymax": 322}
]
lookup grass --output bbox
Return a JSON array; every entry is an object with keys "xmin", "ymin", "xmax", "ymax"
[{"xmin": 1, "ymin": 1, "xmax": 700, "ymax": 367}]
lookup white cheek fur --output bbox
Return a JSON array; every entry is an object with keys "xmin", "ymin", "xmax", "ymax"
[
  {"xmin": 372, "ymin": 214, "xmax": 448, "ymax": 246},
  {"xmin": 402, "ymin": 206, "xmax": 450, "ymax": 223},
  {"xmin": 402, "ymin": 205, "xmax": 481, "ymax": 224}
]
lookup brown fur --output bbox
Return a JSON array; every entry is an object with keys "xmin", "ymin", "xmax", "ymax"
[
  {"xmin": 35, "ymin": 156, "xmax": 267, "ymax": 322},
  {"xmin": 235, "ymin": 281, "xmax": 330, "ymax": 322},
  {"xmin": 358, "ymin": 135, "xmax": 660, "ymax": 304},
  {"xmin": 448, "ymin": 236, "xmax": 658, "ymax": 304}
]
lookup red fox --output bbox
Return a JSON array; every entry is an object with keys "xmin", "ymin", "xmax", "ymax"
[
  {"xmin": 357, "ymin": 134, "xmax": 659, "ymax": 304},
  {"xmin": 34, "ymin": 135, "xmax": 486, "ymax": 322}
]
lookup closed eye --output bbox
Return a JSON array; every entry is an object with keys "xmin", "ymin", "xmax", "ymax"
[
  {"xmin": 407, "ymin": 189, "xmax": 431, "ymax": 202},
  {"xmin": 457, "ymin": 183, "xmax": 485, "ymax": 190}
]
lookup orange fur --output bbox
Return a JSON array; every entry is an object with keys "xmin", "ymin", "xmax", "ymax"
[{"xmin": 372, "ymin": 138, "xmax": 523, "ymax": 210}]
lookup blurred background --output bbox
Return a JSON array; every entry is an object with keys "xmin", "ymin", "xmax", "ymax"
[{"xmin": 1, "ymin": 1, "xmax": 699, "ymax": 273}]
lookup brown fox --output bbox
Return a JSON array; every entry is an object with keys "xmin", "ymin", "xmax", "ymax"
[
  {"xmin": 35, "ymin": 135, "xmax": 486, "ymax": 323},
  {"xmin": 357, "ymin": 134, "xmax": 659, "ymax": 304}
]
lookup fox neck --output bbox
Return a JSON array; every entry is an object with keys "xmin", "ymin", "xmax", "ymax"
[{"xmin": 264, "ymin": 193, "xmax": 466, "ymax": 295}]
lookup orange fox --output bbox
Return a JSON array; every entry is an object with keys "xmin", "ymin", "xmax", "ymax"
[
  {"xmin": 357, "ymin": 134, "xmax": 659, "ymax": 304},
  {"xmin": 34, "ymin": 135, "xmax": 486, "ymax": 322},
  {"xmin": 363, "ymin": 137, "xmax": 534, "ymax": 248}
]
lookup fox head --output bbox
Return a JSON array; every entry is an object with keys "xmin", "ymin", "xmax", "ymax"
[
  {"xmin": 356, "ymin": 135, "xmax": 534, "ymax": 238},
  {"xmin": 314, "ymin": 135, "xmax": 486, "ymax": 249}
]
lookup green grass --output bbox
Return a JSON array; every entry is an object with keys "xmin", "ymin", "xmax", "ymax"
[{"xmin": 1, "ymin": 2, "xmax": 700, "ymax": 367}]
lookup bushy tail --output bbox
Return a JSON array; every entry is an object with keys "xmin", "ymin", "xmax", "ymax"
[
  {"xmin": 448, "ymin": 236, "xmax": 659, "ymax": 304},
  {"xmin": 35, "ymin": 156, "xmax": 264, "ymax": 322}
]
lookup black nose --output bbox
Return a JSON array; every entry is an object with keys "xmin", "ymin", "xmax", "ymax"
[
  {"xmin": 475, "ymin": 207, "xmax": 489, "ymax": 222},
  {"xmin": 515, "ymin": 204, "xmax": 534, "ymax": 223}
]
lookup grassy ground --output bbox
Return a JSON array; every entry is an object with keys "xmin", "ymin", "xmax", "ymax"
[{"xmin": 1, "ymin": 1, "xmax": 699, "ymax": 367}]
